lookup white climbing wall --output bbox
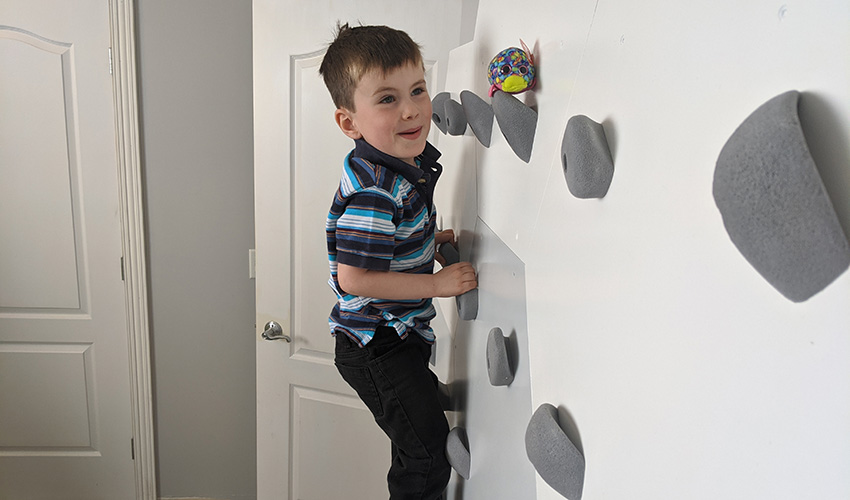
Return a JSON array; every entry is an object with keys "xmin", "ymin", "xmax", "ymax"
[{"xmin": 433, "ymin": 0, "xmax": 850, "ymax": 499}]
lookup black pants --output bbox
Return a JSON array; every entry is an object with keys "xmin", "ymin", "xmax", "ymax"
[{"xmin": 335, "ymin": 326, "xmax": 451, "ymax": 500}]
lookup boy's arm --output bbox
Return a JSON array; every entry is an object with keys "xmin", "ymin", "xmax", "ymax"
[{"xmin": 338, "ymin": 262, "xmax": 477, "ymax": 300}]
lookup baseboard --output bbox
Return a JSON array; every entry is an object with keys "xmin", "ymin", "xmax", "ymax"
[
  {"xmin": 157, "ymin": 495, "xmax": 257, "ymax": 500},
  {"xmin": 159, "ymin": 495, "xmax": 256, "ymax": 500}
]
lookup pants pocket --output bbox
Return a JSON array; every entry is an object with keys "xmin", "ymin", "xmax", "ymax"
[{"xmin": 336, "ymin": 363, "xmax": 384, "ymax": 419}]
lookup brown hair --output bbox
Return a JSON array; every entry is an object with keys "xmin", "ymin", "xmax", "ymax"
[{"xmin": 319, "ymin": 23, "xmax": 423, "ymax": 111}]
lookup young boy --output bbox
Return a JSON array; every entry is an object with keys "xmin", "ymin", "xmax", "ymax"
[{"xmin": 320, "ymin": 23, "xmax": 477, "ymax": 500}]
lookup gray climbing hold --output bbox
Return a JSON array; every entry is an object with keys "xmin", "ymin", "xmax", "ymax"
[
  {"xmin": 461, "ymin": 90, "xmax": 494, "ymax": 147},
  {"xmin": 562, "ymin": 115, "xmax": 615, "ymax": 198},
  {"xmin": 440, "ymin": 241, "xmax": 476, "ymax": 319},
  {"xmin": 431, "ymin": 92, "xmax": 451, "ymax": 134},
  {"xmin": 456, "ymin": 288, "xmax": 478, "ymax": 321},
  {"xmin": 526, "ymin": 404, "xmax": 585, "ymax": 499},
  {"xmin": 713, "ymin": 90, "xmax": 850, "ymax": 302},
  {"xmin": 486, "ymin": 327, "xmax": 514, "ymax": 386},
  {"xmin": 439, "ymin": 242, "xmax": 460, "ymax": 266},
  {"xmin": 493, "ymin": 90, "xmax": 537, "ymax": 163},
  {"xmin": 437, "ymin": 381, "xmax": 455, "ymax": 411},
  {"xmin": 446, "ymin": 427, "xmax": 470, "ymax": 479},
  {"xmin": 445, "ymin": 98, "xmax": 468, "ymax": 136}
]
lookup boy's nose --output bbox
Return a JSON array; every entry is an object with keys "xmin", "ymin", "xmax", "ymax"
[{"xmin": 401, "ymin": 98, "xmax": 420, "ymax": 119}]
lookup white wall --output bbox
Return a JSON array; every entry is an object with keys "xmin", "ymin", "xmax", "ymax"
[
  {"xmin": 133, "ymin": 0, "xmax": 848, "ymax": 497},
  {"xmin": 434, "ymin": 0, "xmax": 850, "ymax": 498},
  {"xmin": 136, "ymin": 1, "xmax": 257, "ymax": 499}
]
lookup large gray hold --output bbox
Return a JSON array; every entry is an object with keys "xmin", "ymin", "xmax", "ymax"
[
  {"xmin": 431, "ymin": 92, "xmax": 451, "ymax": 134},
  {"xmin": 713, "ymin": 90, "xmax": 850, "ymax": 302},
  {"xmin": 562, "ymin": 115, "xmax": 615, "ymax": 198},
  {"xmin": 461, "ymin": 90, "xmax": 494, "ymax": 147},
  {"xmin": 493, "ymin": 90, "xmax": 537, "ymax": 163},
  {"xmin": 446, "ymin": 427, "xmax": 470, "ymax": 479},
  {"xmin": 486, "ymin": 327, "xmax": 514, "ymax": 386},
  {"xmin": 525, "ymin": 404, "xmax": 585, "ymax": 499}
]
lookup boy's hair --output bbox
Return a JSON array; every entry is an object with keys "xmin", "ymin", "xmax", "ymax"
[{"xmin": 319, "ymin": 23, "xmax": 423, "ymax": 111}]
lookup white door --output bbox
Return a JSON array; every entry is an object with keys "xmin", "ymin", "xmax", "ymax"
[
  {"xmin": 0, "ymin": 1, "xmax": 137, "ymax": 498},
  {"xmin": 253, "ymin": 2, "xmax": 469, "ymax": 498}
]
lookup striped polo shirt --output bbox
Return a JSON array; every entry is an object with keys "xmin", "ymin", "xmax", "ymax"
[{"xmin": 327, "ymin": 139, "xmax": 443, "ymax": 346}]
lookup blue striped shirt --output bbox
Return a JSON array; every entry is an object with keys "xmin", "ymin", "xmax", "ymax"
[{"xmin": 327, "ymin": 139, "xmax": 443, "ymax": 346}]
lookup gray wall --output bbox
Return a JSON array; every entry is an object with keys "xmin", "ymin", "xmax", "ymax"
[{"xmin": 136, "ymin": 1, "xmax": 256, "ymax": 499}]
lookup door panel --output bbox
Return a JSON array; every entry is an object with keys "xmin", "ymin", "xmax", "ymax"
[
  {"xmin": 290, "ymin": 386, "xmax": 389, "ymax": 499},
  {"xmin": 0, "ymin": 29, "xmax": 85, "ymax": 311},
  {"xmin": 289, "ymin": 51, "xmax": 344, "ymax": 363},
  {"xmin": 289, "ymin": 51, "xmax": 437, "ymax": 363},
  {"xmin": 0, "ymin": 343, "xmax": 96, "ymax": 450}
]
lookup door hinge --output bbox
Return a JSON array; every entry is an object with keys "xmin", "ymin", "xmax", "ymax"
[
  {"xmin": 131, "ymin": 438, "xmax": 135, "ymax": 460},
  {"xmin": 121, "ymin": 256, "xmax": 125, "ymax": 281},
  {"xmin": 108, "ymin": 47, "xmax": 114, "ymax": 75}
]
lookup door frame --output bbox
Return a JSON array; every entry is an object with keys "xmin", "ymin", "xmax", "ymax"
[{"xmin": 108, "ymin": 1, "xmax": 156, "ymax": 498}]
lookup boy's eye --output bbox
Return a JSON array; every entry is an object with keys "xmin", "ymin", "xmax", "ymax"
[
  {"xmin": 412, "ymin": 87, "xmax": 426, "ymax": 96},
  {"xmin": 379, "ymin": 95, "xmax": 396, "ymax": 104}
]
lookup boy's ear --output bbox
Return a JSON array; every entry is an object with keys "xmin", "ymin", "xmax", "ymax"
[{"xmin": 334, "ymin": 108, "xmax": 362, "ymax": 140}]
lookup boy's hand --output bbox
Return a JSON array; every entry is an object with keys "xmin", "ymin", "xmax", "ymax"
[
  {"xmin": 433, "ymin": 262, "xmax": 477, "ymax": 297},
  {"xmin": 435, "ymin": 229, "xmax": 455, "ymax": 246}
]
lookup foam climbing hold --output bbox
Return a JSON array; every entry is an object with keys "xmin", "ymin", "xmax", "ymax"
[
  {"xmin": 431, "ymin": 92, "xmax": 451, "ymax": 134},
  {"xmin": 456, "ymin": 288, "xmax": 478, "ymax": 321},
  {"xmin": 445, "ymin": 98, "xmax": 468, "ymax": 136},
  {"xmin": 525, "ymin": 404, "xmax": 585, "ymax": 499},
  {"xmin": 439, "ymin": 241, "xmax": 477, "ymax": 319},
  {"xmin": 436, "ymin": 381, "xmax": 455, "ymax": 411},
  {"xmin": 446, "ymin": 427, "xmax": 470, "ymax": 479},
  {"xmin": 439, "ymin": 242, "xmax": 460, "ymax": 266},
  {"xmin": 562, "ymin": 115, "xmax": 615, "ymax": 199},
  {"xmin": 486, "ymin": 327, "xmax": 514, "ymax": 386},
  {"xmin": 493, "ymin": 90, "xmax": 537, "ymax": 163},
  {"xmin": 713, "ymin": 90, "xmax": 850, "ymax": 302},
  {"xmin": 460, "ymin": 90, "xmax": 494, "ymax": 147}
]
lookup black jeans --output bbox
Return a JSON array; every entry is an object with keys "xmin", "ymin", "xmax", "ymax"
[{"xmin": 335, "ymin": 326, "xmax": 451, "ymax": 500}]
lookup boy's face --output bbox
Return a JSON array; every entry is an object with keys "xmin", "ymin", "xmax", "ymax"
[{"xmin": 335, "ymin": 62, "xmax": 431, "ymax": 166}]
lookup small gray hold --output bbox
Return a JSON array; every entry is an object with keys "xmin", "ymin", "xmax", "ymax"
[
  {"xmin": 439, "ymin": 242, "xmax": 460, "ymax": 266},
  {"xmin": 456, "ymin": 288, "xmax": 478, "ymax": 321},
  {"xmin": 431, "ymin": 92, "xmax": 451, "ymax": 134},
  {"xmin": 436, "ymin": 381, "xmax": 455, "ymax": 412},
  {"xmin": 525, "ymin": 404, "xmax": 585, "ymax": 499},
  {"xmin": 486, "ymin": 327, "xmax": 514, "ymax": 386},
  {"xmin": 461, "ymin": 90, "xmax": 494, "ymax": 147},
  {"xmin": 445, "ymin": 98, "xmax": 468, "ymax": 136},
  {"xmin": 562, "ymin": 115, "xmax": 615, "ymax": 199},
  {"xmin": 493, "ymin": 90, "xmax": 537, "ymax": 163},
  {"xmin": 446, "ymin": 427, "xmax": 470, "ymax": 479}
]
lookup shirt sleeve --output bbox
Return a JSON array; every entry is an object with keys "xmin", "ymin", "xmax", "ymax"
[{"xmin": 334, "ymin": 189, "xmax": 398, "ymax": 271}]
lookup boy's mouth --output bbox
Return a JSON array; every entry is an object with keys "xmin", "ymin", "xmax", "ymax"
[{"xmin": 398, "ymin": 127, "xmax": 423, "ymax": 140}]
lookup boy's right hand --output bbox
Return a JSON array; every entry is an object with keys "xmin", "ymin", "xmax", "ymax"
[{"xmin": 433, "ymin": 262, "xmax": 477, "ymax": 297}]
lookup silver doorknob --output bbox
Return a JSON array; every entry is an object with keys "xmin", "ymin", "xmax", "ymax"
[{"xmin": 261, "ymin": 321, "xmax": 291, "ymax": 343}]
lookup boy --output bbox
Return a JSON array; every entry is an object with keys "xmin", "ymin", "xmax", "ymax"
[{"xmin": 320, "ymin": 23, "xmax": 477, "ymax": 500}]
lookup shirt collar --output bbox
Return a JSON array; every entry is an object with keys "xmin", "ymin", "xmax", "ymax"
[{"xmin": 352, "ymin": 138, "xmax": 442, "ymax": 186}]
